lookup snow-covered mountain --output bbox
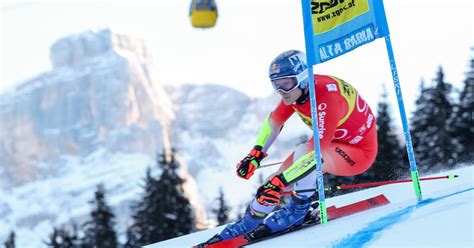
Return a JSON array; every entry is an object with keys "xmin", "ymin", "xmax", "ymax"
[
  {"xmin": 149, "ymin": 165, "xmax": 474, "ymax": 248},
  {"xmin": 0, "ymin": 28, "xmax": 173, "ymax": 188}
]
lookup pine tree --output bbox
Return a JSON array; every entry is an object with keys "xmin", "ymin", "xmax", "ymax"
[
  {"xmin": 411, "ymin": 79, "xmax": 431, "ymax": 172},
  {"xmin": 411, "ymin": 67, "xmax": 456, "ymax": 172},
  {"xmin": 81, "ymin": 184, "xmax": 118, "ymax": 248},
  {"xmin": 156, "ymin": 149, "xmax": 195, "ymax": 240},
  {"xmin": 431, "ymin": 67, "xmax": 457, "ymax": 168},
  {"xmin": 369, "ymin": 85, "xmax": 406, "ymax": 181},
  {"xmin": 125, "ymin": 167, "xmax": 162, "ymax": 247},
  {"xmin": 212, "ymin": 188, "xmax": 231, "ymax": 225},
  {"xmin": 126, "ymin": 149, "xmax": 195, "ymax": 246},
  {"xmin": 44, "ymin": 226, "xmax": 78, "ymax": 248},
  {"xmin": 451, "ymin": 54, "xmax": 474, "ymax": 163},
  {"xmin": 4, "ymin": 231, "xmax": 15, "ymax": 248}
]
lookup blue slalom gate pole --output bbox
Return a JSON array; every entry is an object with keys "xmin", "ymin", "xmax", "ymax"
[
  {"xmin": 384, "ymin": 34, "xmax": 423, "ymax": 201},
  {"xmin": 301, "ymin": 0, "xmax": 328, "ymax": 224}
]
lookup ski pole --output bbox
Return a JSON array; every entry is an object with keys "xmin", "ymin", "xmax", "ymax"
[
  {"xmin": 336, "ymin": 174, "xmax": 458, "ymax": 190},
  {"xmin": 258, "ymin": 161, "xmax": 284, "ymax": 168},
  {"xmin": 281, "ymin": 187, "xmax": 332, "ymax": 195},
  {"xmin": 281, "ymin": 174, "xmax": 458, "ymax": 195}
]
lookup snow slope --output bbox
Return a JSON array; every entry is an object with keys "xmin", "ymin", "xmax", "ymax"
[{"xmin": 148, "ymin": 165, "xmax": 473, "ymax": 248}]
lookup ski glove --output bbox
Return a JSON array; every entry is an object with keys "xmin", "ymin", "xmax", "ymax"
[
  {"xmin": 256, "ymin": 174, "xmax": 287, "ymax": 206},
  {"xmin": 236, "ymin": 145, "xmax": 267, "ymax": 180}
]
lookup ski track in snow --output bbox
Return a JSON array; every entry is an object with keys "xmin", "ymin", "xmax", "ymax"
[{"xmin": 333, "ymin": 187, "xmax": 474, "ymax": 248}]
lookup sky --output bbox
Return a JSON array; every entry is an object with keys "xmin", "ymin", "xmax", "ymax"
[
  {"xmin": 150, "ymin": 165, "xmax": 474, "ymax": 247},
  {"xmin": 1, "ymin": 0, "xmax": 473, "ymax": 117}
]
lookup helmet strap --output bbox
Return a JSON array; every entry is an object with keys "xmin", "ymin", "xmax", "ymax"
[{"xmin": 296, "ymin": 88, "xmax": 309, "ymax": 104}]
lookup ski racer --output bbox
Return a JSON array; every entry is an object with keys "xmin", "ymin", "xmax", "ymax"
[{"xmin": 204, "ymin": 50, "xmax": 378, "ymax": 244}]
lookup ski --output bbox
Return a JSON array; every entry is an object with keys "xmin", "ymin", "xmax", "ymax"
[
  {"xmin": 244, "ymin": 194, "xmax": 390, "ymax": 246},
  {"xmin": 243, "ymin": 213, "xmax": 321, "ymax": 246},
  {"xmin": 194, "ymin": 194, "xmax": 390, "ymax": 248}
]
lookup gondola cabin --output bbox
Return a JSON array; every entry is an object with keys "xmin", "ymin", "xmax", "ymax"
[{"xmin": 190, "ymin": 0, "xmax": 218, "ymax": 28}]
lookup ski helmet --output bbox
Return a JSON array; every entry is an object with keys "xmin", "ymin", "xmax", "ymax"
[{"xmin": 268, "ymin": 50, "xmax": 308, "ymax": 92}]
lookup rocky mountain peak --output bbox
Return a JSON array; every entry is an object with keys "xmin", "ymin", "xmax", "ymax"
[
  {"xmin": 50, "ymin": 28, "xmax": 152, "ymax": 68},
  {"xmin": 0, "ymin": 28, "xmax": 172, "ymax": 187}
]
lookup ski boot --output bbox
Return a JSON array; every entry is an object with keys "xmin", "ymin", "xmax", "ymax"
[
  {"xmin": 197, "ymin": 206, "xmax": 265, "ymax": 246},
  {"xmin": 263, "ymin": 194, "xmax": 312, "ymax": 233}
]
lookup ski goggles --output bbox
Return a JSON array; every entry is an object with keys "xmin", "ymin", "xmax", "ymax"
[{"xmin": 270, "ymin": 70, "xmax": 308, "ymax": 93}]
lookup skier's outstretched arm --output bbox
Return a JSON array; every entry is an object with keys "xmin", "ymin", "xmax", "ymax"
[{"xmin": 236, "ymin": 101, "xmax": 294, "ymax": 180}]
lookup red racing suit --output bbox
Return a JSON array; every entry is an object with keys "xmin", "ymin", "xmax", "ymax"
[{"xmin": 255, "ymin": 75, "xmax": 377, "ymax": 185}]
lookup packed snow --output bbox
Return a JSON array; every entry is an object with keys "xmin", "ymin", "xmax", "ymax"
[{"xmin": 149, "ymin": 165, "xmax": 473, "ymax": 248}]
